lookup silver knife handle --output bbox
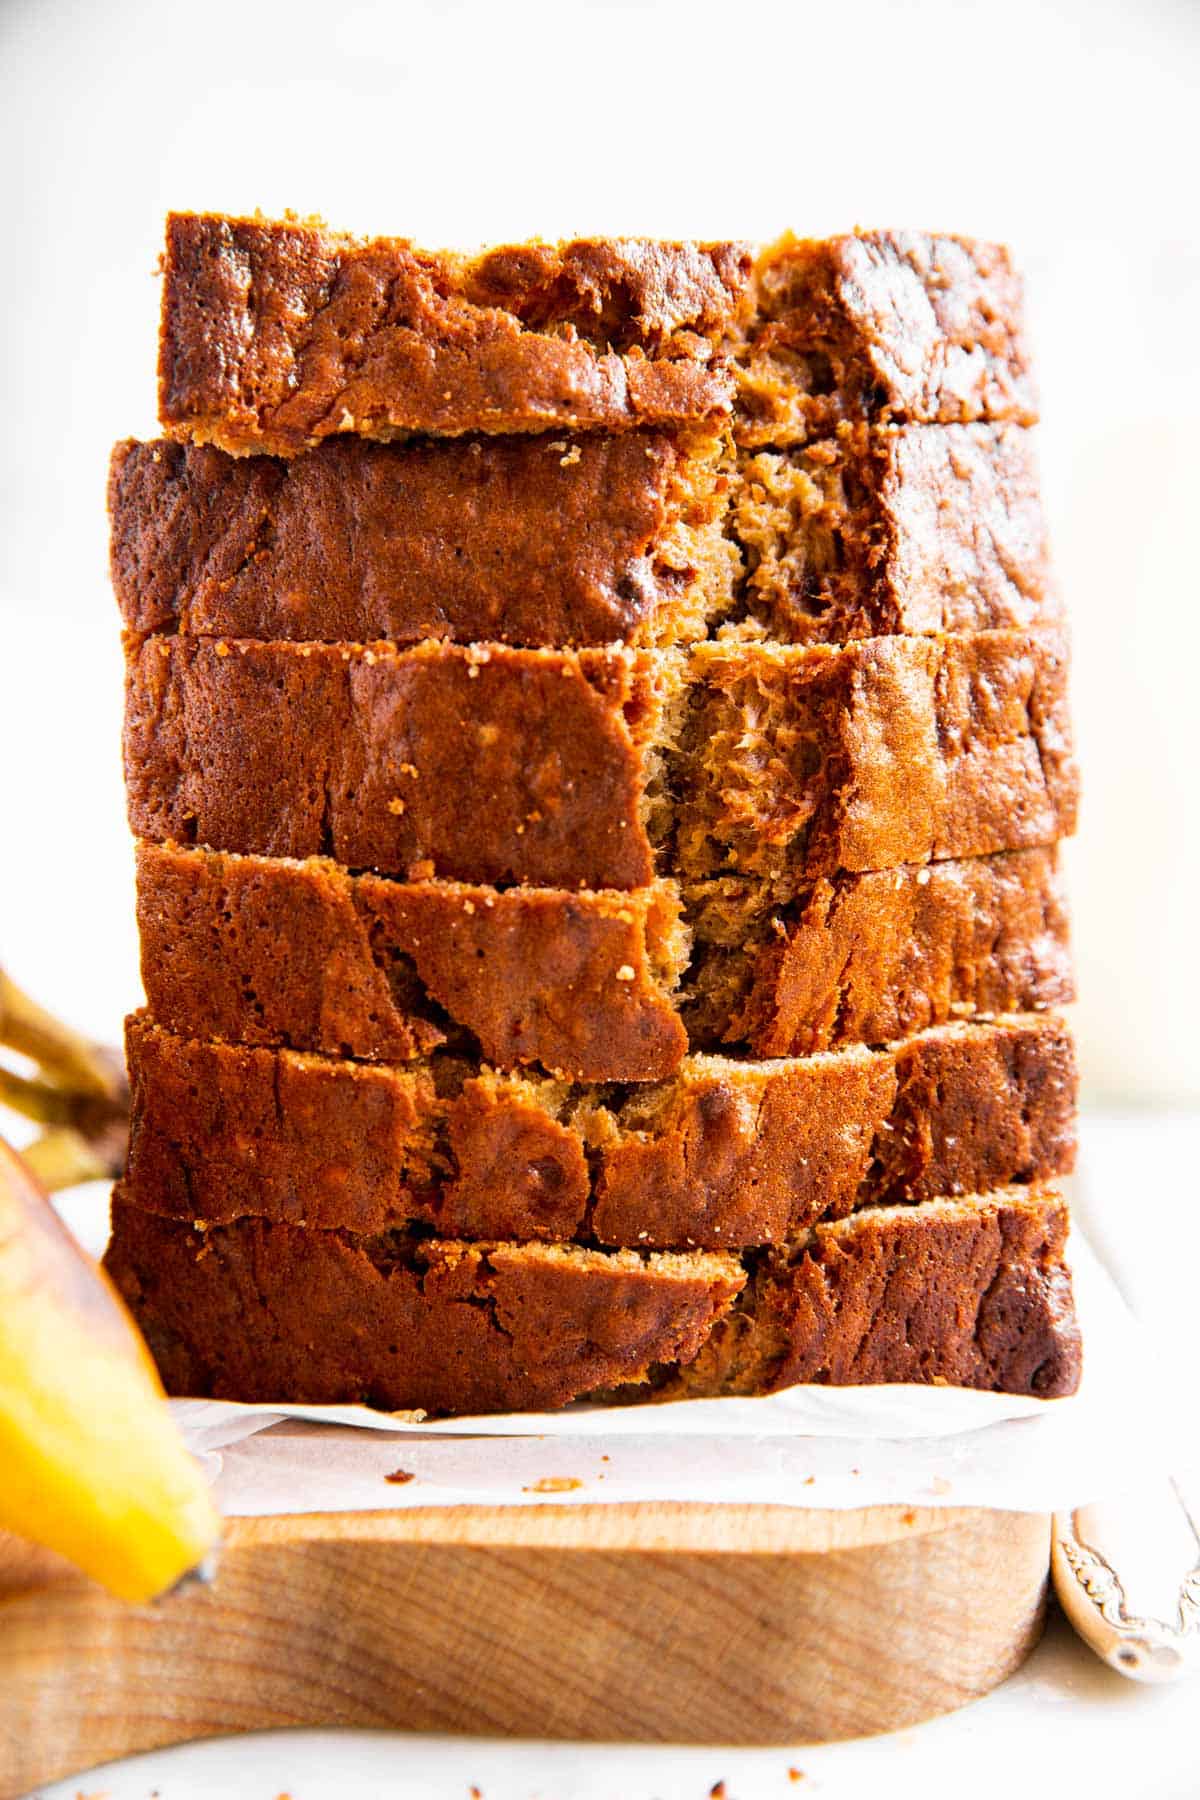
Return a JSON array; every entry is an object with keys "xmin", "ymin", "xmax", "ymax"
[{"xmin": 1053, "ymin": 1480, "xmax": 1200, "ymax": 1682}]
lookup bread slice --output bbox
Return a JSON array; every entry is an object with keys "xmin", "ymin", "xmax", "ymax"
[
  {"xmin": 157, "ymin": 219, "xmax": 1033, "ymax": 456},
  {"xmin": 136, "ymin": 841, "xmax": 1072, "ymax": 1074},
  {"xmin": 125, "ymin": 630, "xmax": 1076, "ymax": 892},
  {"xmin": 121, "ymin": 1011, "xmax": 1076, "ymax": 1248},
  {"xmin": 111, "ymin": 418, "xmax": 1052, "ymax": 649},
  {"xmin": 734, "ymin": 230, "xmax": 1037, "ymax": 446},
  {"xmin": 633, "ymin": 1188, "xmax": 1080, "ymax": 1401},
  {"xmin": 158, "ymin": 214, "xmax": 753, "ymax": 454},
  {"xmin": 103, "ymin": 1184, "xmax": 1079, "ymax": 1413}
]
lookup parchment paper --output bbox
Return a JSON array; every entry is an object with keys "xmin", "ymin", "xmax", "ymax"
[{"xmin": 172, "ymin": 1233, "xmax": 1173, "ymax": 1517}]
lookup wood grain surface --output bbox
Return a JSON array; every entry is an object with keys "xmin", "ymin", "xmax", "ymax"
[{"xmin": 0, "ymin": 1503, "xmax": 1051, "ymax": 1795}]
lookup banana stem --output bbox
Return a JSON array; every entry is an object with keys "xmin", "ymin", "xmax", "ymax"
[
  {"xmin": 0, "ymin": 1066, "xmax": 79, "ymax": 1128},
  {"xmin": 0, "ymin": 971, "xmax": 129, "ymax": 1193},
  {"xmin": 0, "ymin": 967, "xmax": 124, "ymax": 1102},
  {"xmin": 21, "ymin": 1127, "xmax": 120, "ymax": 1192}
]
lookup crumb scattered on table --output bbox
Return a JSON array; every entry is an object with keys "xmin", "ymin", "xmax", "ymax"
[
  {"xmin": 523, "ymin": 1476, "xmax": 583, "ymax": 1493},
  {"xmin": 385, "ymin": 1468, "xmax": 416, "ymax": 1484}
]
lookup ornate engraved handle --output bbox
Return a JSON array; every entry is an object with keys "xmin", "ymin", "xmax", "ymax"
[{"xmin": 1053, "ymin": 1478, "xmax": 1200, "ymax": 1682}]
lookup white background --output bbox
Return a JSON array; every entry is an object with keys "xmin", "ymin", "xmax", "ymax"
[
  {"xmin": 2, "ymin": 2, "xmax": 1199, "ymax": 1795},
  {"xmin": 1, "ymin": 0, "xmax": 1198, "ymax": 1105}
]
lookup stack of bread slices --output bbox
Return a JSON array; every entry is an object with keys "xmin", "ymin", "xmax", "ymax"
[{"xmin": 104, "ymin": 214, "xmax": 1082, "ymax": 1416}]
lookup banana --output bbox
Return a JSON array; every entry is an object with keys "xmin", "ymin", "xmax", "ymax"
[
  {"xmin": 0, "ymin": 965, "xmax": 128, "ymax": 1192},
  {"xmin": 0, "ymin": 1137, "xmax": 221, "ymax": 1601}
]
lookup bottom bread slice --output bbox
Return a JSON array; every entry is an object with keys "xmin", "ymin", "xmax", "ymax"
[{"xmin": 103, "ymin": 1185, "xmax": 1080, "ymax": 1416}]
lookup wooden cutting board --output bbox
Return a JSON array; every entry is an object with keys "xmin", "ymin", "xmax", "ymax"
[{"xmin": 0, "ymin": 1502, "xmax": 1051, "ymax": 1797}]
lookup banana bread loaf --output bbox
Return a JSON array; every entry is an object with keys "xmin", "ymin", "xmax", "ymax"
[
  {"xmin": 136, "ymin": 840, "xmax": 1072, "ymax": 1073},
  {"xmin": 111, "ymin": 419, "xmax": 1053, "ymax": 648},
  {"xmin": 125, "ymin": 630, "xmax": 1076, "ymax": 891},
  {"xmin": 121, "ymin": 1011, "xmax": 1076, "ymax": 1248},
  {"xmin": 103, "ymin": 1183, "xmax": 1079, "ymax": 1412},
  {"xmin": 159, "ymin": 214, "xmax": 753, "ymax": 454}
]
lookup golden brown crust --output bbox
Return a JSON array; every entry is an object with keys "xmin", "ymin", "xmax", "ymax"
[
  {"xmin": 135, "ymin": 842, "xmax": 688, "ymax": 1080},
  {"xmin": 685, "ymin": 846, "xmax": 1074, "ymax": 1055},
  {"xmin": 641, "ymin": 1188, "xmax": 1081, "ymax": 1400},
  {"xmin": 121, "ymin": 1012, "xmax": 1076, "ymax": 1248},
  {"xmin": 125, "ymin": 631, "xmax": 1076, "ymax": 891},
  {"xmin": 103, "ymin": 1199, "xmax": 745, "ymax": 1415},
  {"xmin": 159, "ymin": 214, "xmax": 752, "ymax": 454},
  {"xmin": 735, "ymin": 230, "xmax": 1037, "ymax": 446},
  {"xmin": 109, "ymin": 431, "xmax": 736, "ymax": 648},
  {"xmin": 736, "ymin": 422, "xmax": 1057, "ymax": 642}
]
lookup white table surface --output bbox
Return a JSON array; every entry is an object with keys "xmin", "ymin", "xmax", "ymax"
[{"xmin": 24, "ymin": 1113, "xmax": 1200, "ymax": 1800}]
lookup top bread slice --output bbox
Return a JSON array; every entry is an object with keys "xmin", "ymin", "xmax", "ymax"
[{"xmin": 158, "ymin": 216, "xmax": 1035, "ymax": 455}]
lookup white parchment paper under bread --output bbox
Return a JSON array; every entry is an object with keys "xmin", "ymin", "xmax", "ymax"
[{"xmin": 169, "ymin": 1234, "xmax": 1174, "ymax": 1516}]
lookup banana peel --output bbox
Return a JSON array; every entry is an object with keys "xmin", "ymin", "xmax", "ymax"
[{"xmin": 0, "ymin": 1135, "xmax": 221, "ymax": 1601}]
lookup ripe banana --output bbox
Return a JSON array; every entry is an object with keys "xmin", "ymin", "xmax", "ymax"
[{"xmin": 0, "ymin": 1137, "xmax": 221, "ymax": 1601}]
